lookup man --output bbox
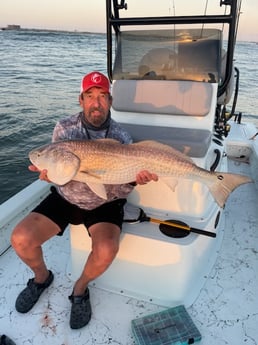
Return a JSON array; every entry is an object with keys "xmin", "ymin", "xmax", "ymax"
[{"xmin": 11, "ymin": 71, "xmax": 157, "ymax": 330}]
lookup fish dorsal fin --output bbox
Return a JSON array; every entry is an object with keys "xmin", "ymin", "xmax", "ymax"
[
  {"xmin": 133, "ymin": 140, "xmax": 161, "ymax": 148},
  {"xmin": 133, "ymin": 140, "xmax": 193, "ymax": 162},
  {"xmin": 93, "ymin": 138, "xmax": 120, "ymax": 145}
]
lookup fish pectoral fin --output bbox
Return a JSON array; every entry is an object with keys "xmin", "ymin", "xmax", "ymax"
[
  {"xmin": 86, "ymin": 182, "xmax": 107, "ymax": 200},
  {"xmin": 160, "ymin": 177, "xmax": 178, "ymax": 192}
]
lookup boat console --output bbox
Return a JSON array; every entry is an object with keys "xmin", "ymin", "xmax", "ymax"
[{"xmin": 69, "ymin": 0, "xmax": 243, "ymax": 307}]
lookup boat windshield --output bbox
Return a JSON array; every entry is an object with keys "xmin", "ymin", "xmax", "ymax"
[{"xmin": 113, "ymin": 28, "xmax": 222, "ymax": 83}]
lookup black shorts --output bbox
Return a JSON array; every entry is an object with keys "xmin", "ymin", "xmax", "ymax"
[{"xmin": 32, "ymin": 187, "xmax": 126, "ymax": 236}]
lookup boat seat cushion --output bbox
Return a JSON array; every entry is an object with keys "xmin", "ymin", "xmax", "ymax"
[
  {"xmin": 112, "ymin": 80, "xmax": 213, "ymax": 116},
  {"xmin": 120, "ymin": 123, "xmax": 211, "ymax": 157}
]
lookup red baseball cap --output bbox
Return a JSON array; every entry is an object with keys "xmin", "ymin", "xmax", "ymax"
[{"xmin": 80, "ymin": 71, "xmax": 110, "ymax": 94}]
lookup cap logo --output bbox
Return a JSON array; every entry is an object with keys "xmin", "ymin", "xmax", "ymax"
[{"xmin": 91, "ymin": 73, "xmax": 102, "ymax": 85}]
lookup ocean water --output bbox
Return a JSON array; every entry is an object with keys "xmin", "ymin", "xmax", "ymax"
[{"xmin": 0, "ymin": 30, "xmax": 258, "ymax": 204}]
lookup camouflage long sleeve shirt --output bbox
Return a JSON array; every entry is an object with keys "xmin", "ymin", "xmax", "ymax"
[{"xmin": 52, "ymin": 111, "xmax": 134, "ymax": 210}]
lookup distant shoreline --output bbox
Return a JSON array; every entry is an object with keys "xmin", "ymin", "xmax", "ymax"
[
  {"xmin": 1, "ymin": 25, "xmax": 104, "ymax": 35},
  {"xmin": 1, "ymin": 25, "xmax": 256, "ymax": 43}
]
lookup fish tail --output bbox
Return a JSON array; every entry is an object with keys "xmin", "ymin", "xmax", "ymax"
[{"xmin": 208, "ymin": 172, "xmax": 252, "ymax": 207}]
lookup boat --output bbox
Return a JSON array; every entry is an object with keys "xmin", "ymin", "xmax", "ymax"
[
  {"xmin": 1, "ymin": 24, "xmax": 21, "ymax": 31},
  {"xmin": 1, "ymin": 0, "xmax": 257, "ymax": 343}
]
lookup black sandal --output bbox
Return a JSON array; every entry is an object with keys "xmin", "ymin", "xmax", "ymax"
[
  {"xmin": 15, "ymin": 270, "xmax": 54, "ymax": 313},
  {"xmin": 69, "ymin": 287, "xmax": 92, "ymax": 329}
]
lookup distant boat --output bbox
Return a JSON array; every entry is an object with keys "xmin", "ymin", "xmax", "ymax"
[{"xmin": 1, "ymin": 24, "xmax": 21, "ymax": 30}]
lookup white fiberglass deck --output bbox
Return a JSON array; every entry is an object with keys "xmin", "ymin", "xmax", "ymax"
[{"xmin": 0, "ymin": 156, "xmax": 257, "ymax": 345}]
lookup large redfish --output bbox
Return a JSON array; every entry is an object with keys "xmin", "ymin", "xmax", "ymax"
[{"xmin": 29, "ymin": 139, "xmax": 252, "ymax": 206}]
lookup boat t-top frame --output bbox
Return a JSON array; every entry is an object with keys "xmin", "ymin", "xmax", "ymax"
[{"xmin": 106, "ymin": 0, "xmax": 242, "ymax": 98}]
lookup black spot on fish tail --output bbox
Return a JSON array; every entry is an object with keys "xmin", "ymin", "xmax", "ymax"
[{"xmin": 209, "ymin": 172, "xmax": 252, "ymax": 207}]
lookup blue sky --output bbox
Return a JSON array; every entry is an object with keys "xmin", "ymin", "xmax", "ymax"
[{"xmin": 1, "ymin": 0, "xmax": 257, "ymax": 41}]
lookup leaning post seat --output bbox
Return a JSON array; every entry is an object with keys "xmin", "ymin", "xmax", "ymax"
[{"xmin": 112, "ymin": 79, "xmax": 217, "ymax": 158}]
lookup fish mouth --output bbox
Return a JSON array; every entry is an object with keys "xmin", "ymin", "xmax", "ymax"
[{"xmin": 28, "ymin": 150, "xmax": 37, "ymax": 162}]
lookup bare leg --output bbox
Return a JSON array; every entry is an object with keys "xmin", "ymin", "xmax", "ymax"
[
  {"xmin": 72, "ymin": 222, "xmax": 120, "ymax": 295},
  {"xmin": 11, "ymin": 212, "xmax": 60, "ymax": 283}
]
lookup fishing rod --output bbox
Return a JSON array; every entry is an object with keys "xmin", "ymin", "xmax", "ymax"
[{"xmin": 124, "ymin": 207, "xmax": 216, "ymax": 238}]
